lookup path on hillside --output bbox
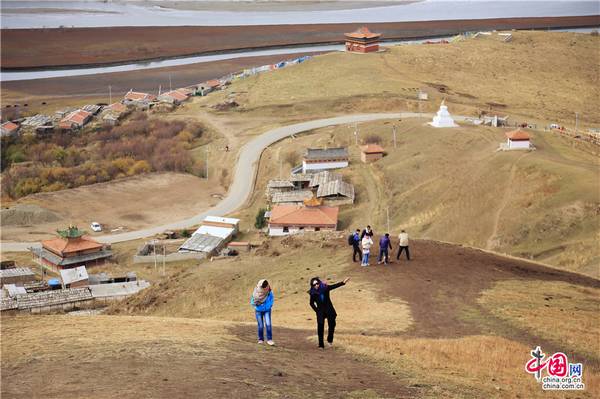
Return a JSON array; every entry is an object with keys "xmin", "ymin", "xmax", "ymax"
[{"xmin": 485, "ymin": 153, "xmax": 528, "ymax": 250}]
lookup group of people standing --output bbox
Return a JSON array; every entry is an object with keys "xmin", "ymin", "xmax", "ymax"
[
  {"xmin": 350, "ymin": 226, "xmax": 410, "ymax": 266},
  {"xmin": 250, "ymin": 277, "xmax": 350, "ymax": 349}
]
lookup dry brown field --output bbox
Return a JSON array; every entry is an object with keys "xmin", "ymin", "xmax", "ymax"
[
  {"xmin": 1, "ymin": 173, "xmax": 225, "ymax": 242},
  {"xmin": 2, "ymin": 16, "xmax": 596, "ymax": 69}
]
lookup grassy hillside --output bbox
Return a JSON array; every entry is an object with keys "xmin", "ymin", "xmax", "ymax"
[
  {"xmin": 205, "ymin": 31, "xmax": 599, "ymax": 129},
  {"xmin": 3, "ymin": 236, "xmax": 599, "ymax": 398},
  {"xmin": 236, "ymin": 118, "xmax": 599, "ymax": 276}
]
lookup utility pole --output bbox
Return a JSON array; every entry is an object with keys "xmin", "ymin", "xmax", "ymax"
[
  {"xmin": 393, "ymin": 125, "xmax": 397, "ymax": 148},
  {"xmin": 109, "ymin": 85, "xmax": 112, "ymax": 104},
  {"xmin": 386, "ymin": 207, "xmax": 390, "ymax": 234},
  {"xmin": 205, "ymin": 146, "xmax": 209, "ymax": 180},
  {"xmin": 354, "ymin": 123, "xmax": 359, "ymax": 145},
  {"xmin": 575, "ymin": 112, "xmax": 579, "ymax": 134},
  {"xmin": 279, "ymin": 158, "xmax": 282, "ymax": 179},
  {"xmin": 162, "ymin": 244, "xmax": 166, "ymax": 276},
  {"xmin": 153, "ymin": 241, "xmax": 157, "ymax": 272},
  {"xmin": 169, "ymin": 74, "xmax": 172, "ymax": 92}
]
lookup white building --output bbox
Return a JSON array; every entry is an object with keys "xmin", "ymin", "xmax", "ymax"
[
  {"xmin": 505, "ymin": 129, "xmax": 531, "ymax": 150},
  {"xmin": 429, "ymin": 101, "xmax": 458, "ymax": 128},
  {"xmin": 302, "ymin": 147, "xmax": 349, "ymax": 174}
]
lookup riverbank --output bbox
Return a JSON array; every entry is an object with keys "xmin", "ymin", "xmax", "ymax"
[
  {"xmin": 0, "ymin": 51, "xmax": 325, "ymax": 114},
  {"xmin": 2, "ymin": 15, "xmax": 598, "ymax": 69}
]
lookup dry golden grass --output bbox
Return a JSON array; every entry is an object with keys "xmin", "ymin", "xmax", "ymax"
[
  {"xmin": 336, "ymin": 334, "xmax": 600, "ymax": 399},
  {"xmin": 230, "ymin": 116, "xmax": 599, "ymax": 276},
  {"xmin": 110, "ymin": 235, "xmax": 413, "ymax": 335},
  {"xmin": 207, "ymin": 31, "xmax": 599, "ymax": 129},
  {"xmin": 478, "ymin": 280, "xmax": 600, "ymax": 362}
]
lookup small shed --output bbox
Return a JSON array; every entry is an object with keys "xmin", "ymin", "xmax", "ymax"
[
  {"xmin": 360, "ymin": 144, "xmax": 385, "ymax": 163},
  {"xmin": 505, "ymin": 129, "xmax": 531, "ymax": 150},
  {"xmin": 316, "ymin": 180, "xmax": 355, "ymax": 205},
  {"xmin": 60, "ymin": 266, "xmax": 89, "ymax": 288},
  {"xmin": 0, "ymin": 267, "xmax": 35, "ymax": 286},
  {"xmin": 227, "ymin": 242, "xmax": 251, "ymax": 252}
]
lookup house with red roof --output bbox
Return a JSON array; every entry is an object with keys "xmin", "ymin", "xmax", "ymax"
[
  {"xmin": 268, "ymin": 204, "xmax": 339, "ymax": 236},
  {"xmin": 59, "ymin": 109, "xmax": 92, "ymax": 131},
  {"xmin": 123, "ymin": 90, "xmax": 157, "ymax": 109},
  {"xmin": 1, "ymin": 121, "xmax": 19, "ymax": 137},
  {"xmin": 158, "ymin": 89, "xmax": 190, "ymax": 105},
  {"xmin": 31, "ymin": 226, "xmax": 112, "ymax": 272},
  {"xmin": 344, "ymin": 26, "xmax": 382, "ymax": 53},
  {"xmin": 505, "ymin": 129, "xmax": 531, "ymax": 150},
  {"xmin": 360, "ymin": 144, "xmax": 385, "ymax": 163}
]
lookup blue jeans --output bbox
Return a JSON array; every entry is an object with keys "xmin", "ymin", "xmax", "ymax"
[
  {"xmin": 362, "ymin": 251, "xmax": 370, "ymax": 265},
  {"xmin": 378, "ymin": 248, "xmax": 389, "ymax": 263},
  {"xmin": 255, "ymin": 310, "xmax": 272, "ymax": 341}
]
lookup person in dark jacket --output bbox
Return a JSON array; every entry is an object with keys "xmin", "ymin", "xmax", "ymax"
[
  {"xmin": 352, "ymin": 229, "xmax": 362, "ymax": 262},
  {"xmin": 377, "ymin": 233, "xmax": 393, "ymax": 265},
  {"xmin": 360, "ymin": 225, "xmax": 374, "ymax": 240},
  {"xmin": 308, "ymin": 276, "xmax": 350, "ymax": 349}
]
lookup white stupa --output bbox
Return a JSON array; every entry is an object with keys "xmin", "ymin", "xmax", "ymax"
[{"xmin": 429, "ymin": 100, "xmax": 458, "ymax": 128}]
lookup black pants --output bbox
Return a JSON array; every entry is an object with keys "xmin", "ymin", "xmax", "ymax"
[
  {"xmin": 317, "ymin": 313, "xmax": 336, "ymax": 347},
  {"xmin": 397, "ymin": 246, "xmax": 410, "ymax": 260},
  {"xmin": 352, "ymin": 245, "xmax": 362, "ymax": 262}
]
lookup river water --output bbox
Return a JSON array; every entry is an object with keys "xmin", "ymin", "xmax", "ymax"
[{"xmin": 1, "ymin": 1, "xmax": 598, "ymax": 28}]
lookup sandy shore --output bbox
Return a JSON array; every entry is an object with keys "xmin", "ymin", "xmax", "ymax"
[{"xmin": 2, "ymin": 16, "xmax": 598, "ymax": 70}]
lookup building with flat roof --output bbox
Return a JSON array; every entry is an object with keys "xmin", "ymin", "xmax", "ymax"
[{"xmin": 302, "ymin": 147, "xmax": 349, "ymax": 174}]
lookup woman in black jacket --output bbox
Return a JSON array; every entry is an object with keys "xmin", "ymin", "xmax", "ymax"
[{"xmin": 308, "ymin": 276, "xmax": 350, "ymax": 349}]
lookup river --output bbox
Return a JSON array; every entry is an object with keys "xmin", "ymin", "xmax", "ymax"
[{"xmin": 1, "ymin": 1, "xmax": 598, "ymax": 28}]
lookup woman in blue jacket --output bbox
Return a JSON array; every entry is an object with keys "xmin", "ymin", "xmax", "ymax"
[{"xmin": 250, "ymin": 279, "xmax": 275, "ymax": 346}]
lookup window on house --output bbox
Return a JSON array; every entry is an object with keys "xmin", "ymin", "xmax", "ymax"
[
  {"xmin": 315, "ymin": 227, "xmax": 320, "ymax": 231},
  {"xmin": 283, "ymin": 226, "xmax": 289, "ymax": 233}
]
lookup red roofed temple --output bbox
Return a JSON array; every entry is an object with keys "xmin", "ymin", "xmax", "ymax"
[
  {"xmin": 345, "ymin": 26, "xmax": 382, "ymax": 53},
  {"xmin": 31, "ymin": 226, "xmax": 113, "ymax": 272}
]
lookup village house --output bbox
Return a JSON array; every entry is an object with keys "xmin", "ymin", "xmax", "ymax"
[
  {"xmin": 101, "ymin": 102, "xmax": 129, "ymax": 125},
  {"xmin": 59, "ymin": 109, "xmax": 93, "ymax": 131},
  {"xmin": 301, "ymin": 147, "xmax": 349, "ymax": 174},
  {"xmin": 268, "ymin": 204, "xmax": 339, "ymax": 236},
  {"xmin": 504, "ymin": 129, "xmax": 532, "ymax": 150},
  {"xmin": 266, "ymin": 180, "xmax": 295, "ymax": 199},
  {"xmin": 308, "ymin": 170, "xmax": 342, "ymax": 189},
  {"xmin": 344, "ymin": 26, "xmax": 382, "ymax": 53},
  {"xmin": 123, "ymin": 90, "xmax": 157, "ymax": 109},
  {"xmin": 31, "ymin": 226, "xmax": 113, "ymax": 272},
  {"xmin": 178, "ymin": 216, "xmax": 240, "ymax": 254},
  {"xmin": 81, "ymin": 104, "xmax": 102, "ymax": 115},
  {"xmin": 360, "ymin": 144, "xmax": 385, "ymax": 163},
  {"xmin": 20, "ymin": 114, "xmax": 53, "ymax": 135},
  {"xmin": 60, "ymin": 266, "xmax": 89, "ymax": 288},
  {"xmin": 271, "ymin": 190, "xmax": 314, "ymax": 205},
  {"xmin": 0, "ymin": 121, "xmax": 19, "ymax": 137},
  {"xmin": 158, "ymin": 89, "xmax": 190, "ymax": 105},
  {"xmin": 0, "ymin": 267, "xmax": 35, "ymax": 286},
  {"xmin": 316, "ymin": 179, "xmax": 355, "ymax": 205}
]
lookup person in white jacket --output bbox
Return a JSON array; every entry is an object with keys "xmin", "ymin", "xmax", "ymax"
[
  {"xmin": 361, "ymin": 235, "xmax": 374, "ymax": 266},
  {"xmin": 396, "ymin": 229, "xmax": 410, "ymax": 261}
]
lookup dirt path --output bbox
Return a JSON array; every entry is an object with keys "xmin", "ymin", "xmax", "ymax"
[
  {"xmin": 485, "ymin": 153, "xmax": 528, "ymax": 250},
  {"xmin": 1, "ymin": 318, "xmax": 418, "ymax": 399},
  {"xmin": 353, "ymin": 239, "xmax": 600, "ymax": 365}
]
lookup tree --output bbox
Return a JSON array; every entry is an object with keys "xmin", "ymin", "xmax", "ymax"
[{"xmin": 254, "ymin": 208, "xmax": 268, "ymax": 229}]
